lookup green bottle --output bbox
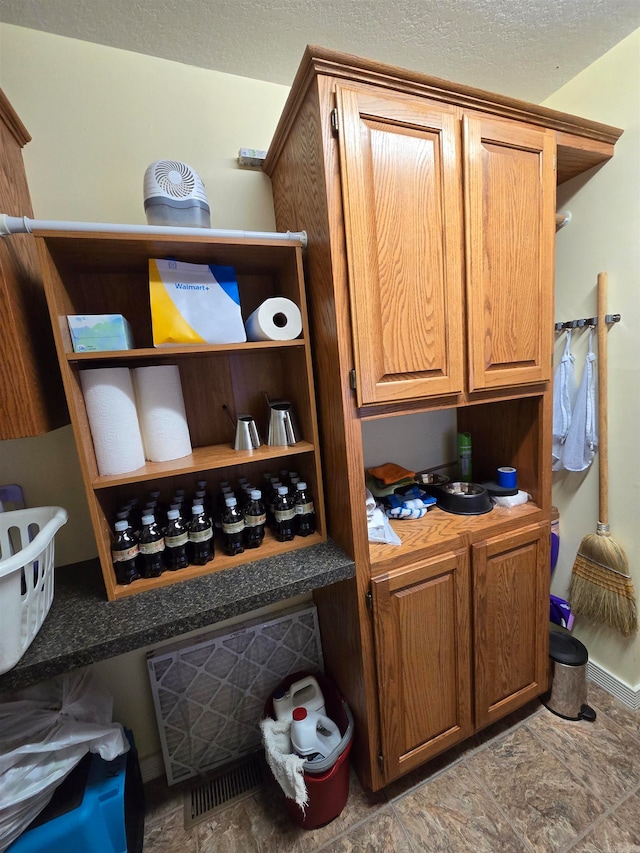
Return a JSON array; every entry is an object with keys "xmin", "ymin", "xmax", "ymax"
[{"xmin": 458, "ymin": 432, "xmax": 472, "ymax": 482}]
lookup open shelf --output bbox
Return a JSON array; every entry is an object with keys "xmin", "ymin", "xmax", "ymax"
[
  {"xmin": 92, "ymin": 441, "xmax": 316, "ymax": 488},
  {"xmin": 37, "ymin": 231, "xmax": 327, "ymax": 600},
  {"xmin": 109, "ymin": 529, "xmax": 325, "ymax": 600},
  {"xmin": 66, "ymin": 339, "xmax": 305, "ymax": 362}
]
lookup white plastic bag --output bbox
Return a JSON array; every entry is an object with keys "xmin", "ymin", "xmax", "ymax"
[
  {"xmin": 149, "ymin": 259, "xmax": 247, "ymax": 345},
  {"xmin": 367, "ymin": 507, "xmax": 402, "ymax": 545},
  {"xmin": 0, "ymin": 669, "xmax": 129, "ymax": 852}
]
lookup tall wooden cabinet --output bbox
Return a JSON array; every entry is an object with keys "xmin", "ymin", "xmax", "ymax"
[{"xmin": 264, "ymin": 47, "xmax": 622, "ymax": 790}]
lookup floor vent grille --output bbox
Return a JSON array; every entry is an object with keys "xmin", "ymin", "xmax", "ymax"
[{"xmin": 184, "ymin": 753, "xmax": 265, "ymax": 828}]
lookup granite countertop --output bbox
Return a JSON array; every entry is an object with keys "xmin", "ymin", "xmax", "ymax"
[{"xmin": 0, "ymin": 539, "xmax": 355, "ymax": 693}]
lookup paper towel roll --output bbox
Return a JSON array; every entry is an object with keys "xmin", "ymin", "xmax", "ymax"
[
  {"xmin": 245, "ymin": 297, "xmax": 302, "ymax": 342},
  {"xmin": 80, "ymin": 368, "xmax": 146, "ymax": 476},
  {"xmin": 133, "ymin": 365, "xmax": 192, "ymax": 462}
]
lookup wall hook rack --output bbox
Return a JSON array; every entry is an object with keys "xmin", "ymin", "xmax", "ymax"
[{"xmin": 554, "ymin": 314, "xmax": 621, "ymax": 332}]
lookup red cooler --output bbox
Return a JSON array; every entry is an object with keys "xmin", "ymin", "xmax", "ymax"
[{"xmin": 264, "ymin": 671, "xmax": 354, "ymax": 830}]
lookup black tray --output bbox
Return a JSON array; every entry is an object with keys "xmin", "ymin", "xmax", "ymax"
[{"xmin": 481, "ymin": 480, "xmax": 519, "ymax": 497}]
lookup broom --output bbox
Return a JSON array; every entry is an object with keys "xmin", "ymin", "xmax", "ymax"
[{"xmin": 569, "ymin": 272, "xmax": 637, "ymax": 636}]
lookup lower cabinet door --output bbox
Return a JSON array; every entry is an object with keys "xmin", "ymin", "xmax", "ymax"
[
  {"xmin": 371, "ymin": 549, "xmax": 473, "ymax": 783},
  {"xmin": 473, "ymin": 523, "xmax": 549, "ymax": 729}
]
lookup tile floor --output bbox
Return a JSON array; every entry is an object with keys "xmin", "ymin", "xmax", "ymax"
[{"xmin": 143, "ymin": 683, "xmax": 640, "ymax": 852}]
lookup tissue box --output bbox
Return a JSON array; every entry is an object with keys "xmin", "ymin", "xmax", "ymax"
[{"xmin": 68, "ymin": 315, "xmax": 134, "ymax": 353}]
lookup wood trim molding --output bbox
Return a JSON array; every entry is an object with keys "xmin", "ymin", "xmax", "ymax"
[
  {"xmin": 0, "ymin": 88, "xmax": 31, "ymax": 147},
  {"xmin": 264, "ymin": 45, "xmax": 622, "ymax": 182},
  {"xmin": 303, "ymin": 46, "xmax": 622, "ymax": 142}
]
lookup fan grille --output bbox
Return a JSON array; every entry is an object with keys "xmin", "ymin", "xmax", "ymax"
[{"xmin": 153, "ymin": 160, "xmax": 196, "ymax": 198}]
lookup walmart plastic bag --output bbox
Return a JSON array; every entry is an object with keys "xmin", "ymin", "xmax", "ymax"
[
  {"xmin": 0, "ymin": 669, "xmax": 129, "ymax": 852},
  {"xmin": 149, "ymin": 259, "xmax": 247, "ymax": 345}
]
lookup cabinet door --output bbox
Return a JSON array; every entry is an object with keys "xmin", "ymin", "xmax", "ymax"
[
  {"xmin": 473, "ymin": 523, "xmax": 549, "ymax": 729},
  {"xmin": 464, "ymin": 115, "xmax": 555, "ymax": 390},
  {"xmin": 336, "ymin": 86, "xmax": 465, "ymax": 405},
  {"xmin": 371, "ymin": 549, "xmax": 472, "ymax": 782},
  {"xmin": 0, "ymin": 89, "xmax": 67, "ymax": 438}
]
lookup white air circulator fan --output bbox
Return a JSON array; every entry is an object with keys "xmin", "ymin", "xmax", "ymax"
[{"xmin": 143, "ymin": 159, "xmax": 211, "ymax": 228}]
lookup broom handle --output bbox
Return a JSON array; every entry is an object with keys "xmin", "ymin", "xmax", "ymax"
[{"xmin": 597, "ymin": 272, "xmax": 608, "ymax": 528}]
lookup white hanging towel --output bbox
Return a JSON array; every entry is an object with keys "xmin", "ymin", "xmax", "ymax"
[
  {"xmin": 563, "ymin": 327, "xmax": 598, "ymax": 471},
  {"xmin": 260, "ymin": 717, "xmax": 308, "ymax": 809},
  {"xmin": 552, "ymin": 329, "xmax": 577, "ymax": 471}
]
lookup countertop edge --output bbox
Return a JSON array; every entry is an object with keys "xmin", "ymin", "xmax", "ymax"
[{"xmin": 0, "ymin": 541, "xmax": 355, "ymax": 693}]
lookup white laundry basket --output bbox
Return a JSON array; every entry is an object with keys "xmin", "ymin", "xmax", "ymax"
[{"xmin": 0, "ymin": 506, "xmax": 68, "ymax": 674}]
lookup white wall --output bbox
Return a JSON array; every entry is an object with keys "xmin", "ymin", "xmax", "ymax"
[
  {"xmin": 362, "ymin": 410, "xmax": 457, "ymax": 474},
  {"xmin": 0, "ymin": 27, "xmax": 286, "ymax": 228},
  {"xmin": 543, "ymin": 28, "xmax": 640, "ymax": 690}
]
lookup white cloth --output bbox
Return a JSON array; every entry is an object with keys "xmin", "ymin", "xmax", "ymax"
[
  {"xmin": 367, "ymin": 506, "xmax": 402, "ymax": 545},
  {"xmin": 552, "ymin": 329, "xmax": 577, "ymax": 471},
  {"xmin": 365, "ymin": 488, "xmax": 377, "ymax": 520},
  {"xmin": 492, "ymin": 490, "xmax": 531, "ymax": 508},
  {"xmin": 563, "ymin": 327, "xmax": 598, "ymax": 472},
  {"xmin": 260, "ymin": 717, "xmax": 308, "ymax": 809},
  {"xmin": 368, "ymin": 506, "xmax": 385, "ymax": 535}
]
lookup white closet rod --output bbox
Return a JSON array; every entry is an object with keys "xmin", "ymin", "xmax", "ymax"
[
  {"xmin": 1, "ymin": 212, "xmax": 569, "ymax": 246},
  {"xmin": 0, "ymin": 214, "xmax": 308, "ymax": 248}
]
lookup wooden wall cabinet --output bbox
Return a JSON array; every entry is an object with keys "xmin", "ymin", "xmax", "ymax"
[
  {"xmin": 36, "ymin": 231, "xmax": 326, "ymax": 600},
  {"xmin": 463, "ymin": 116, "xmax": 556, "ymax": 391},
  {"xmin": 336, "ymin": 87, "xmax": 465, "ymax": 404},
  {"xmin": 335, "ymin": 86, "xmax": 556, "ymax": 406},
  {"xmin": 0, "ymin": 88, "xmax": 67, "ymax": 438},
  {"xmin": 264, "ymin": 46, "xmax": 621, "ymax": 791}
]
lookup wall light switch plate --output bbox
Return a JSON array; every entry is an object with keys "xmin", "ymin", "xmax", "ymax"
[{"xmin": 238, "ymin": 148, "xmax": 267, "ymax": 169}]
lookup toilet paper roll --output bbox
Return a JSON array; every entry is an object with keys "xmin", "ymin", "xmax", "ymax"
[
  {"xmin": 133, "ymin": 365, "xmax": 192, "ymax": 462},
  {"xmin": 80, "ymin": 368, "xmax": 146, "ymax": 476},
  {"xmin": 245, "ymin": 297, "xmax": 302, "ymax": 342}
]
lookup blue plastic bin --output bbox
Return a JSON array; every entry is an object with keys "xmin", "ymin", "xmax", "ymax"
[{"xmin": 7, "ymin": 729, "xmax": 143, "ymax": 853}]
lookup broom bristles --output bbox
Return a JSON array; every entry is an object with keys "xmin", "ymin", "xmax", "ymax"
[{"xmin": 570, "ymin": 532, "xmax": 637, "ymax": 637}]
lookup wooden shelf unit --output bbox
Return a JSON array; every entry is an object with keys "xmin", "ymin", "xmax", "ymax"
[{"xmin": 37, "ymin": 230, "xmax": 326, "ymax": 601}]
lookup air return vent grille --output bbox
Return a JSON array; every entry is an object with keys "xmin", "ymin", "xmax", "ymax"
[{"xmin": 184, "ymin": 753, "xmax": 265, "ymax": 828}]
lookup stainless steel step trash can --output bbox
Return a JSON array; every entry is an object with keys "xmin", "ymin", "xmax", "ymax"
[{"xmin": 542, "ymin": 630, "xmax": 596, "ymax": 722}]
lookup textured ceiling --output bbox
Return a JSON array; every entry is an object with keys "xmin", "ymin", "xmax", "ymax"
[{"xmin": 1, "ymin": 0, "xmax": 639, "ymax": 101}]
